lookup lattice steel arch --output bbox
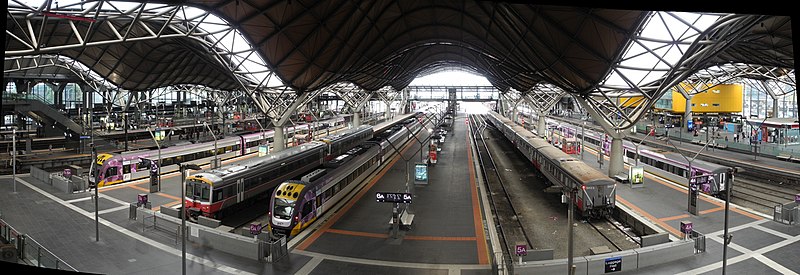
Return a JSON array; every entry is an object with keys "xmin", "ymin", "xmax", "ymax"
[
  {"xmin": 574, "ymin": 12, "xmax": 787, "ymax": 136},
  {"xmin": 5, "ymin": 0, "xmax": 320, "ymax": 128},
  {"xmin": 5, "ymin": 54, "xmax": 117, "ymax": 93}
]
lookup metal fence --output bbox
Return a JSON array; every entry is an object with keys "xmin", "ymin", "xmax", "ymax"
[
  {"xmin": 0, "ymin": 218, "xmax": 77, "ymax": 272},
  {"xmin": 690, "ymin": 231, "xmax": 706, "ymax": 253},
  {"xmin": 773, "ymin": 202, "xmax": 799, "ymax": 225},
  {"xmin": 262, "ymin": 236, "xmax": 288, "ymax": 263}
]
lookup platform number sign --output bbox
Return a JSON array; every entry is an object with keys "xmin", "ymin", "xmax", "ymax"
[
  {"xmin": 249, "ymin": 223, "xmax": 263, "ymax": 235},
  {"xmin": 604, "ymin": 256, "xmax": 622, "ymax": 273},
  {"xmin": 465, "ymin": 118, "xmax": 469, "ymax": 125},
  {"xmin": 515, "ymin": 244, "xmax": 527, "ymax": 256},
  {"xmin": 680, "ymin": 221, "xmax": 693, "ymax": 235}
]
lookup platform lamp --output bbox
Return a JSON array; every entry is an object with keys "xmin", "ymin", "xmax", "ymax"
[
  {"xmin": 180, "ymin": 163, "xmax": 201, "ymax": 275},
  {"xmin": 722, "ymin": 166, "xmax": 741, "ymax": 275},
  {"xmin": 146, "ymin": 127, "xmax": 162, "ymax": 192}
]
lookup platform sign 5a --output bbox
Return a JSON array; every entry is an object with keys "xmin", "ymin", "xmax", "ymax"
[
  {"xmin": 604, "ymin": 256, "xmax": 622, "ymax": 273},
  {"xmin": 376, "ymin": 192, "xmax": 412, "ymax": 204},
  {"xmin": 250, "ymin": 223, "xmax": 263, "ymax": 235},
  {"xmin": 515, "ymin": 244, "xmax": 527, "ymax": 256}
]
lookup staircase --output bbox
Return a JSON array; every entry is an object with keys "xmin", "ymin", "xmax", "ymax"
[{"xmin": 3, "ymin": 94, "xmax": 84, "ymax": 137}]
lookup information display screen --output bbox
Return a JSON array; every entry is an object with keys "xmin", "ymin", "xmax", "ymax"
[
  {"xmin": 376, "ymin": 192, "xmax": 412, "ymax": 204},
  {"xmin": 629, "ymin": 166, "xmax": 644, "ymax": 185},
  {"xmin": 415, "ymin": 163, "xmax": 428, "ymax": 181}
]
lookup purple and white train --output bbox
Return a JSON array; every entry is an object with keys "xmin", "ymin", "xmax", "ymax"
[{"xmin": 90, "ymin": 117, "xmax": 347, "ymax": 187}]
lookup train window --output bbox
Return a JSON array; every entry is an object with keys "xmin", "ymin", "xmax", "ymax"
[
  {"xmin": 107, "ymin": 167, "xmax": 118, "ymax": 176},
  {"xmin": 137, "ymin": 161, "xmax": 149, "ymax": 170},
  {"xmin": 201, "ymin": 186, "xmax": 210, "ymax": 201},
  {"xmin": 123, "ymin": 165, "xmax": 131, "ymax": 174},
  {"xmin": 185, "ymin": 183, "xmax": 194, "ymax": 198},
  {"xmin": 302, "ymin": 201, "xmax": 313, "ymax": 217},
  {"xmin": 216, "ymin": 190, "xmax": 223, "ymax": 201}
]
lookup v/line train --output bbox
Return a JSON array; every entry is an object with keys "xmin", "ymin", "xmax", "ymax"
[
  {"xmin": 486, "ymin": 111, "xmax": 616, "ymax": 219},
  {"xmin": 182, "ymin": 124, "xmax": 375, "ymax": 220},
  {"xmin": 89, "ymin": 116, "xmax": 347, "ymax": 187},
  {"xmin": 548, "ymin": 122, "xmax": 731, "ymax": 198},
  {"xmin": 269, "ymin": 116, "xmax": 426, "ymax": 238}
]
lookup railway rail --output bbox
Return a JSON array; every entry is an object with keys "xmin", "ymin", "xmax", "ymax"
[{"xmin": 469, "ymin": 114, "xmax": 533, "ymax": 259}]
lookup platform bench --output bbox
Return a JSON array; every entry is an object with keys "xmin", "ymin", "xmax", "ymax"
[{"xmin": 777, "ymin": 153, "xmax": 793, "ymax": 162}]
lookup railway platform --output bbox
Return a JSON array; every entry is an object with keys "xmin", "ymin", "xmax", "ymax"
[
  {"xmin": 0, "ymin": 112, "xmax": 496, "ymax": 274},
  {"xmin": 290, "ymin": 112, "xmax": 492, "ymax": 273},
  {"xmin": 564, "ymin": 123, "xmax": 800, "ymax": 274}
]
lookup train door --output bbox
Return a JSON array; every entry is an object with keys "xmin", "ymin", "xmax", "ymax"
[
  {"xmin": 236, "ymin": 179, "xmax": 245, "ymax": 203},
  {"xmin": 122, "ymin": 160, "xmax": 132, "ymax": 181}
]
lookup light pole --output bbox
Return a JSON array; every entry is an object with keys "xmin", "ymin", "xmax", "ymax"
[
  {"xmin": 90, "ymin": 145, "xmax": 98, "ymax": 242},
  {"xmin": 203, "ymin": 122, "xmax": 219, "ymax": 168},
  {"xmin": 580, "ymin": 122, "xmax": 585, "ymax": 160},
  {"xmin": 180, "ymin": 163, "xmax": 201, "ymax": 275},
  {"xmin": 721, "ymin": 167, "xmax": 738, "ymax": 275},
  {"xmin": 567, "ymin": 187, "xmax": 577, "ymax": 275},
  {"xmin": 12, "ymin": 128, "xmax": 17, "ymax": 193},
  {"xmin": 146, "ymin": 127, "xmax": 162, "ymax": 192}
]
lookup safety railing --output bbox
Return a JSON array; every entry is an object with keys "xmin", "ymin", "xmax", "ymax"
[{"xmin": 0, "ymin": 218, "xmax": 77, "ymax": 272}]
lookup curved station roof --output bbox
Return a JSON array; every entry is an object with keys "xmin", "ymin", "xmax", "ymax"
[{"xmin": 5, "ymin": 1, "xmax": 794, "ymax": 98}]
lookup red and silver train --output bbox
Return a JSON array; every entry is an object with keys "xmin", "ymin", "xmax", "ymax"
[
  {"xmin": 486, "ymin": 111, "xmax": 616, "ymax": 219},
  {"xmin": 550, "ymin": 121, "xmax": 731, "ymax": 198},
  {"xmin": 182, "ymin": 124, "xmax": 374, "ymax": 220},
  {"xmin": 269, "ymin": 115, "xmax": 426, "ymax": 238}
]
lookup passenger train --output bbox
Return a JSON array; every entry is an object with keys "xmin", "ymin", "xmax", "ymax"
[
  {"xmin": 183, "ymin": 125, "xmax": 375, "ymax": 220},
  {"xmin": 269, "ymin": 116, "xmax": 426, "ymax": 238},
  {"xmin": 549, "ymin": 122, "xmax": 731, "ymax": 198},
  {"xmin": 89, "ymin": 117, "xmax": 347, "ymax": 187},
  {"xmin": 486, "ymin": 111, "xmax": 616, "ymax": 219}
]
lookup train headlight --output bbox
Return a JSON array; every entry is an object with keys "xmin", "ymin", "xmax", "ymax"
[{"xmin": 581, "ymin": 185, "xmax": 586, "ymax": 191}]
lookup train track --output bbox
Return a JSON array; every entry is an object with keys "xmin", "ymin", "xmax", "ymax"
[
  {"xmin": 586, "ymin": 217, "xmax": 640, "ymax": 252},
  {"xmin": 469, "ymin": 114, "xmax": 533, "ymax": 258},
  {"xmin": 731, "ymin": 176, "xmax": 800, "ymax": 214}
]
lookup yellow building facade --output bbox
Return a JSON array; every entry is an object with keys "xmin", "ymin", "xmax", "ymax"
[{"xmin": 670, "ymin": 83, "xmax": 743, "ymax": 114}]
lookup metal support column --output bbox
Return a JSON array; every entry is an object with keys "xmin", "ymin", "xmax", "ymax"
[
  {"xmin": 608, "ymin": 137, "xmax": 624, "ymax": 177},
  {"xmin": 273, "ymin": 126, "xmax": 285, "ymax": 152}
]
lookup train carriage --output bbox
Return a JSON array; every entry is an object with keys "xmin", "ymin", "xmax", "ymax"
[
  {"xmin": 184, "ymin": 125, "xmax": 375, "ymax": 220},
  {"xmin": 486, "ymin": 111, "xmax": 616, "ymax": 219},
  {"xmin": 90, "ymin": 116, "xmax": 348, "ymax": 187},
  {"xmin": 552, "ymin": 121, "xmax": 731, "ymax": 198},
  {"xmin": 269, "ymin": 115, "xmax": 425, "ymax": 238}
]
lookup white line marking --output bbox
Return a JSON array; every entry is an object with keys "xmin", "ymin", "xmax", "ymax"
[
  {"xmin": 676, "ymin": 228, "xmax": 800, "ymax": 275},
  {"xmin": 65, "ymin": 197, "xmax": 93, "ymax": 203},
  {"xmin": 97, "ymin": 205, "xmax": 129, "ymax": 215},
  {"xmin": 98, "ymin": 192, "xmax": 133, "ymax": 207},
  {"xmin": 16, "ymin": 178, "xmax": 254, "ymax": 275},
  {"xmin": 295, "ymin": 257, "xmax": 323, "ymax": 275},
  {"xmin": 753, "ymin": 254, "xmax": 799, "ymax": 275},
  {"xmin": 705, "ymin": 219, "xmax": 768, "ymax": 238},
  {"xmin": 752, "ymin": 224, "xmax": 795, "ymax": 240}
]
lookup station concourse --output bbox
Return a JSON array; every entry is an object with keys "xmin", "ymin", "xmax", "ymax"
[{"xmin": 2, "ymin": 1, "xmax": 798, "ymax": 275}]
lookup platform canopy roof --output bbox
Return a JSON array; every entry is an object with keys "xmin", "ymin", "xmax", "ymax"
[
  {"xmin": 179, "ymin": 1, "xmax": 651, "ymax": 93},
  {"xmin": 5, "ymin": 1, "xmax": 793, "ymax": 97}
]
